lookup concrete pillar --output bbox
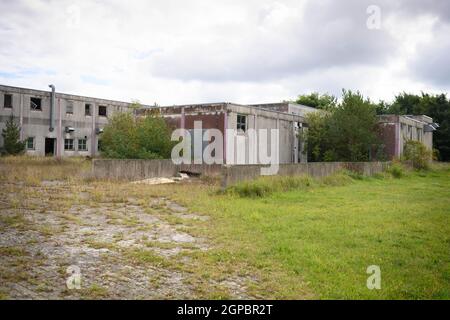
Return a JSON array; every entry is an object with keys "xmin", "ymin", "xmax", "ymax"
[
  {"xmin": 56, "ymin": 97, "xmax": 62, "ymax": 158},
  {"xmin": 91, "ymin": 103, "xmax": 96, "ymax": 156},
  {"xmin": 19, "ymin": 93, "xmax": 23, "ymax": 140},
  {"xmin": 223, "ymin": 111, "xmax": 227, "ymax": 164}
]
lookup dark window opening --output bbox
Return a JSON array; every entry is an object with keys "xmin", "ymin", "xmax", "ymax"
[
  {"xmin": 237, "ymin": 114, "xmax": 247, "ymax": 132},
  {"xmin": 98, "ymin": 105, "xmax": 107, "ymax": 117},
  {"xmin": 85, "ymin": 104, "xmax": 91, "ymax": 116},
  {"xmin": 97, "ymin": 140, "xmax": 103, "ymax": 151},
  {"xmin": 26, "ymin": 137, "xmax": 35, "ymax": 150},
  {"xmin": 64, "ymin": 139, "xmax": 74, "ymax": 150},
  {"xmin": 4, "ymin": 94, "xmax": 12, "ymax": 108},
  {"xmin": 78, "ymin": 139, "xmax": 87, "ymax": 151},
  {"xmin": 30, "ymin": 97, "xmax": 42, "ymax": 110},
  {"xmin": 66, "ymin": 102, "xmax": 73, "ymax": 115}
]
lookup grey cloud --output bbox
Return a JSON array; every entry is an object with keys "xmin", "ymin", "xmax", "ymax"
[
  {"xmin": 410, "ymin": 25, "xmax": 450, "ymax": 87},
  {"xmin": 149, "ymin": 0, "xmax": 397, "ymax": 82}
]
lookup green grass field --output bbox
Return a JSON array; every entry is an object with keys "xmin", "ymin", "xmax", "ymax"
[
  {"xmin": 1, "ymin": 157, "xmax": 448, "ymax": 299},
  {"xmin": 174, "ymin": 166, "xmax": 450, "ymax": 299}
]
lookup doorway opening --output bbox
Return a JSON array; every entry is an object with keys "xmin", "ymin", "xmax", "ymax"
[{"xmin": 45, "ymin": 138, "xmax": 56, "ymax": 156}]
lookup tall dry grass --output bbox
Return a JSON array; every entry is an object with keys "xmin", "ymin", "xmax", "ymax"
[{"xmin": 0, "ymin": 156, "xmax": 92, "ymax": 186}]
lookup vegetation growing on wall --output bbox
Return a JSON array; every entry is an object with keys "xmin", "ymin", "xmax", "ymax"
[
  {"xmin": 1, "ymin": 115, "xmax": 25, "ymax": 156},
  {"xmin": 100, "ymin": 112, "xmax": 175, "ymax": 159}
]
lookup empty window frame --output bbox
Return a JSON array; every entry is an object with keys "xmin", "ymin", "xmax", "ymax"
[
  {"xmin": 30, "ymin": 97, "xmax": 42, "ymax": 110},
  {"xmin": 78, "ymin": 139, "xmax": 87, "ymax": 151},
  {"xmin": 85, "ymin": 104, "xmax": 91, "ymax": 116},
  {"xmin": 237, "ymin": 114, "xmax": 247, "ymax": 132},
  {"xmin": 66, "ymin": 101, "xmax": 74, "ymax": 115},
  {"xmin": 4, "ymin": 94, "xmax": 12, "ymax": 108},
  {"xmin": 98, "ymin": 105, "xmax": 107, "ymax": 117},
  {"xmin": 97, "ymin": 140, "xmax": 102, "ymax": 151},
  {"xmin": 64, "ymin": 139, "xmax": 74, "ymax": 150},
  {"xmin": 26, "ymin": 137, "xmax": 35, "ymax": 150}
]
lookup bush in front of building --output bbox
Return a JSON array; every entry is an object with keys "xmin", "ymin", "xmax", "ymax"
[
  {"xmin": 100, "ymin": 112, "xmax": 175, "ymax": 159},
  {"xmin": 388, "ymin": 161, "xmax": 406, "ymax": 178},
  {"xmin": 402, "ymin": 140, "xmax": 432, "ymax": 170},
  {"xmin": 1, "ymin": 114, "xmax": 25, "ymax": 156},
  {"xmin": 305, "ymin": 90, "xmax": 382, "ymax": 162}
]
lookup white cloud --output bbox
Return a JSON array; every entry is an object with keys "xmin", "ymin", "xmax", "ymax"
[{"xmin": 0, "ymin": 0, "xmax": 448, "ymax": 105}]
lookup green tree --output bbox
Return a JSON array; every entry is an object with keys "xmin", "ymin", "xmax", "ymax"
[
  {"xmin": 304, "ymin": 112, "xmax": 330, "ymax": 162},
  {"xmin": 1, "ymin": 114, "xmax": 25, "ymax": 155},
  {"xmin": 100, "ymin": 112, "xmax": 175, "ymax": 159},
  {"xmin": 304, "ymin": 90, "xmax": 381, "ymax": 162},
  {"xmin": 295, "ymin": 92, "xmax": 337, "ymax": 111}
]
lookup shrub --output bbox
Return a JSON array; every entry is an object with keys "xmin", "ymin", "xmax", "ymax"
[
  {"xmin": 388, "ymin": 162, "xmax": 405, "ymax": 178},
  {"xmin": 227, "ymin": 172, "xmax": 354, "ymax": 198},
  {"xmin": 403, "ymin": 140, "xmax": 432, "ymax": 170},
  {"xmin": 100, "ymin": 112, "xmax": 175, "ymax": 159}
]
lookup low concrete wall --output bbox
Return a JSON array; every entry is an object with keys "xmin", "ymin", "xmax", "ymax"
[
  {"xmin": 93, "ymin": 159, "xmax": 178, "ymax": 180},
  {"xmin": 92, "ymin": 159, "xmax": 223, "ymax": 180},
  {"xmin": 221, "ymin": 162, "xmax": 390, "ymax": 187},
  {"xmin": 93, "ymin": 159, "xmax": 390, "ymax": 184}
]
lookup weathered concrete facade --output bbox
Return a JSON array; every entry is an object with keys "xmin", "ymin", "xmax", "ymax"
[
  {"xmin": 1, "ymin": 84, "xmax": 437, "ymax": 163},
  {"xmin": 0, "ymin": 84, "xmax": 136, "ymax": 156},
  {"xmin": 377, "ymin": 114, "xmax": 436, "ymax": 159},
  {"xmin": 138, "ymin": 102, "xmax": 308, "ymax": 164}
]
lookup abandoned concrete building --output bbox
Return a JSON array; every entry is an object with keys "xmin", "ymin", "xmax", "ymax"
[
  {"xmin": 0, "ymin": 84, "xmax": 138, "ymax": 157},
  {"xmin": 377, "ymin": 114, "xmax": 437, "ymax": 159},
  {"xmin": 138, "ymin": 102, "xmax": 309, "ymax": 164},
  {"xmin": 0, "ymin": 84, "xmax": 437, "ymax": 162}
]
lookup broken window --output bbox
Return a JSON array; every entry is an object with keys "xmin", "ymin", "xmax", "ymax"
[
  {"xmin": 78, "ymin": 139, "xmax": 87, "ymax": 151},
  {"xmin": 85, "ymin": 104, "xmax": 91, "ymax": 116},
  {"xmin": 66, "ymin": 101, "xmax": 74, "ymax": 115},
  {"xmin": 97, "ymin": 140, "xmax": 102, "ymax": 151},
  {"xmin": 64, "ymin": 139, "xmax": 74, "ymax": 150},
  {"xmin": 30, "ymin": 97, "xmax": 42, "ymax": 110},
  {"xmin": 26, "ymin": 137, "xmax": 35, "ymax": 150},
  {"xmin": 237, "ymin": 114, "xmax": 247, "ymax": 132},
  {"xmin": 98, "ymin": 105, "xmax": 107, "ymax": 117},
  {"xmin": 4, "ymin": 94, "xmax": 12, "ymax": 108}
]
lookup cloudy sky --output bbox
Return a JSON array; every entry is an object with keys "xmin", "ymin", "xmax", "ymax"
[{"xmin": 0, "ymin": 0, "xmax": 449, "ymax": 105}]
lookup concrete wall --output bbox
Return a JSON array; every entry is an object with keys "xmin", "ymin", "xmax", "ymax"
[
  {"xmin": 92, "ymin": 159, "xmax": 224, "ymax": 180},
  {"xmin": 221, "ymin": 162, "xmax": 390, "ymax": 186},
  {"xmin": 225, "ymin": 104, "xmax": 304, "ymax": 165},
  {"xmin": 93, "ymin": 159, "xmax": 179, "ymax": 180},
  {"xmin": 0, "ymin": 84, "xmax": 136, "ymax": 156},
  {"xmin": 93, "ymin": 159, "xmax": 389, "ymax": 186},
  {"xmin": 377, "ymin": 115, "xmax": 434, "ymax": 159}
]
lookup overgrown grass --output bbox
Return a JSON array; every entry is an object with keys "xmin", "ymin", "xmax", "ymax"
[
  {"xmin": 171, "ymin": 164, "xmax": 450, "ymax": 299},
  {"xmin": 0, "ymin": 155, "xmax": 91, "ymax": 185},
  {"xmin": 227, "ymin": 171, "xmax": 357, "ymax": 198},
  {"xmin": 2, "ymin": 156, "xmax": 448, "ymax": 299}
]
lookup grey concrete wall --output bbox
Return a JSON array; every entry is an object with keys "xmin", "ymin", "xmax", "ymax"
[
  {"xmin": 93, "ymin": 159, "xmax": 179, "ymax": 180},
  {"xmin": 222, "ymin": 162, "xmax": 391, "ymax": 187},
  {"xmin": 93, "ymin": 159, "xmax": 389, "ymax": 185},
  {"xmin": 93, "ymin": 159, "xmax": 224, "ymax": 180}
]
